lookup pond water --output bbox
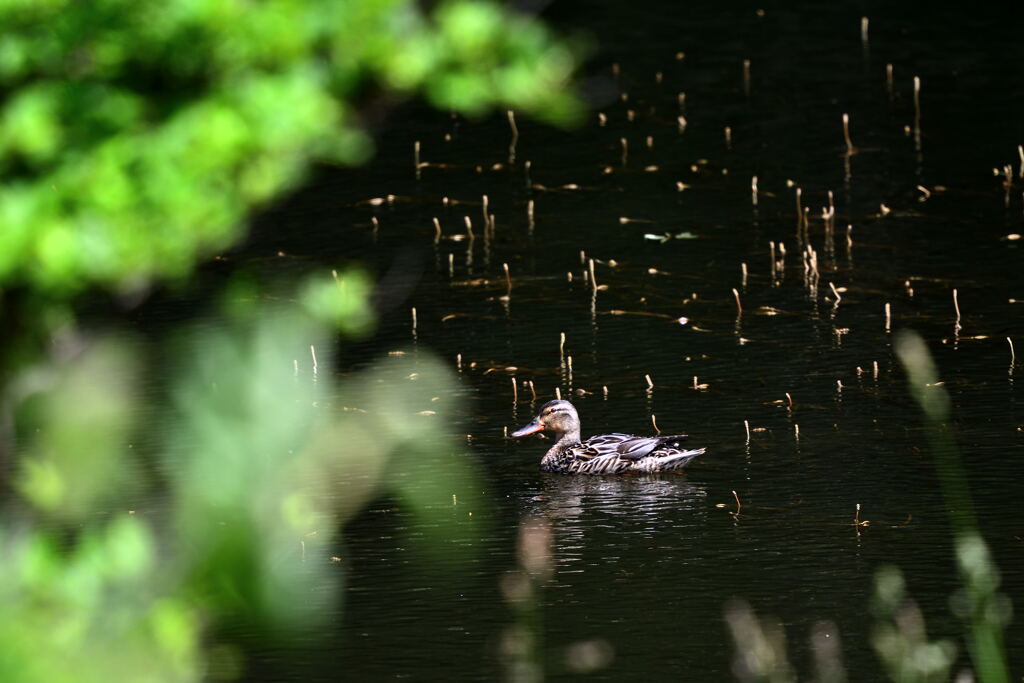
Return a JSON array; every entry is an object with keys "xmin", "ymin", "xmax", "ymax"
[{"xmin": 147, "ymin": 5, "xmax": 1024, "ymax": 681}]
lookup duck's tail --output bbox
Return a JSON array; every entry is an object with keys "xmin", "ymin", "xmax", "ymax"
[{"xmin": 652, "ymin": 447, "xmax": 705, "ymax": 472}]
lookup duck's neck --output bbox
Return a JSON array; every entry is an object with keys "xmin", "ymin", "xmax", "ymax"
[
  {"xmin": 540, "ymin": 430, "xmax": 581, "ymax": 473},
  {"xmin": 540, "ymin": 430, "xmax": 583, "ymax": 473},
  {"xmin": 547, "ymin": 429, "xmax": 581, "ymax": 455}
]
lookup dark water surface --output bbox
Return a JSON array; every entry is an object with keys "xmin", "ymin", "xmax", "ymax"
[{"xmin": 162, "ymin": 5, "xmax": 1024, "ymax": 680}]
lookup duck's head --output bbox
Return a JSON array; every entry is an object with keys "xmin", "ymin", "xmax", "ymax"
[{"xmin": 511, "ymin": 399, "xmax": 580, "ymax": 438}]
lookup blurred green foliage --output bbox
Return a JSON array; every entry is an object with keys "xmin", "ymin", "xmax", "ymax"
[
  {"xmin": 871, "ymin": 567, "xmax": 956, "ymax": 683},
  {"xmin": 16, "ymin": 338, "xmax": 141, "ymax": 520},
  {"xmin": 0, "ymin": 1, "xmax": 575, "ymax": 679},
  {"xmin": 4, "ymin": 272, "xmax": 482, "ymax": 681},
  {"xmin": 0, "ymin": 0, "xmax": 580, "ymax": 295},
  {"xmin": 0, "ymin": 516, "xmax": 200, "ymax": 683}
]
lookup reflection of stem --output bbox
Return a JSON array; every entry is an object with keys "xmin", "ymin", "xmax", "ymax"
[
  {"xmin": 829, "ymin": 282, "xmax": 842, "ymax": 318},
  {"xmin": 913, "ymin": 77, "xmax": 923, "ymax": 177},
  {"xmin": 590, "ymin": 288, "xmax": 597, "ymax": 330},
  {"xmin": 912, "ymin": 76, "xmax": 921, "ymax": 131},
  {"xmin": 464, "ymin": 217, "xmax": 475, "ymax": 274},
  {"xmin": 502, "ymin": 518, "xmax": 551, "ymax": 683},
  {"xmin": 953, "ymin": 289, "xmax": 962, "ymax": 346}
]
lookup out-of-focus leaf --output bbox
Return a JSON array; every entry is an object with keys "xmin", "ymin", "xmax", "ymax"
[
  {"xmin": 16, "ymin": 337, "xmax": 140, "ymax": 520},
  {"xmin": 0, "ymin": 520, "xmax": 201, "ymax": 683},
  {"xmin": 300, "ymin": 269, "xmax": 374, "ymax": 336},
  {"xmin": 871, "ymin": 566, "xmax": 956, "ymax": 682},
  {"xmin": 2, "ymin": 276, "xmax": 487, "ymax": 680},
  {"xmin": 0, "ymin": 0, "xmax": 581, "ymax": 298},
  {"xmin": 354, "ymin": 354, "xmax": 485, "ymax": 552}
]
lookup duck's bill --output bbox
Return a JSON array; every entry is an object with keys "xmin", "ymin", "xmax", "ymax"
[{"xmin": 511, "ymin": 420, "xmax": 544, "ymax": 437}]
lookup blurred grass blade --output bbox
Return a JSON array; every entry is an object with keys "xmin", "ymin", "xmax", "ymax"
[{"xmin": 894, "ymin": 330, "xmax": 1009, "ymax": 682}]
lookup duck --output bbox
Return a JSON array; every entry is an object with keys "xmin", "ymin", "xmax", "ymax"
[{"xmin": 511, "ymin": 399, "xmax": 705, "ymax": 474}]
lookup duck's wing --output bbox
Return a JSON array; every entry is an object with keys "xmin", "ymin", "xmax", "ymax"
[
  {"xmin": 566, "ymin": 434, "xmax": 702, "ymax": 474},
  {"xmin": 604, "ymin": 434, "xmax": 690, "ymax": 460},
  {"xmin": 574, "ymin": 433, "xmax": 685, "ymax": 460},
  {"xmin": 574, "ymin": 434, "xmax": 634, "ymax": 459}
]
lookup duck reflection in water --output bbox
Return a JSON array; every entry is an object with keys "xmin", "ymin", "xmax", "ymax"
[
  {"xmin": 511, "ymin": 400, "xmax": 705, "ymax": 474},
  {"xmin": 523, "ymin": 476, "xmax": 710, "ymax": 573}
]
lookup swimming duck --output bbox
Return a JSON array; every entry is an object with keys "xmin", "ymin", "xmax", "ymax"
[{"xmin": 511, "ymin": 399, "xmax": 705, "ymax": 474}]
